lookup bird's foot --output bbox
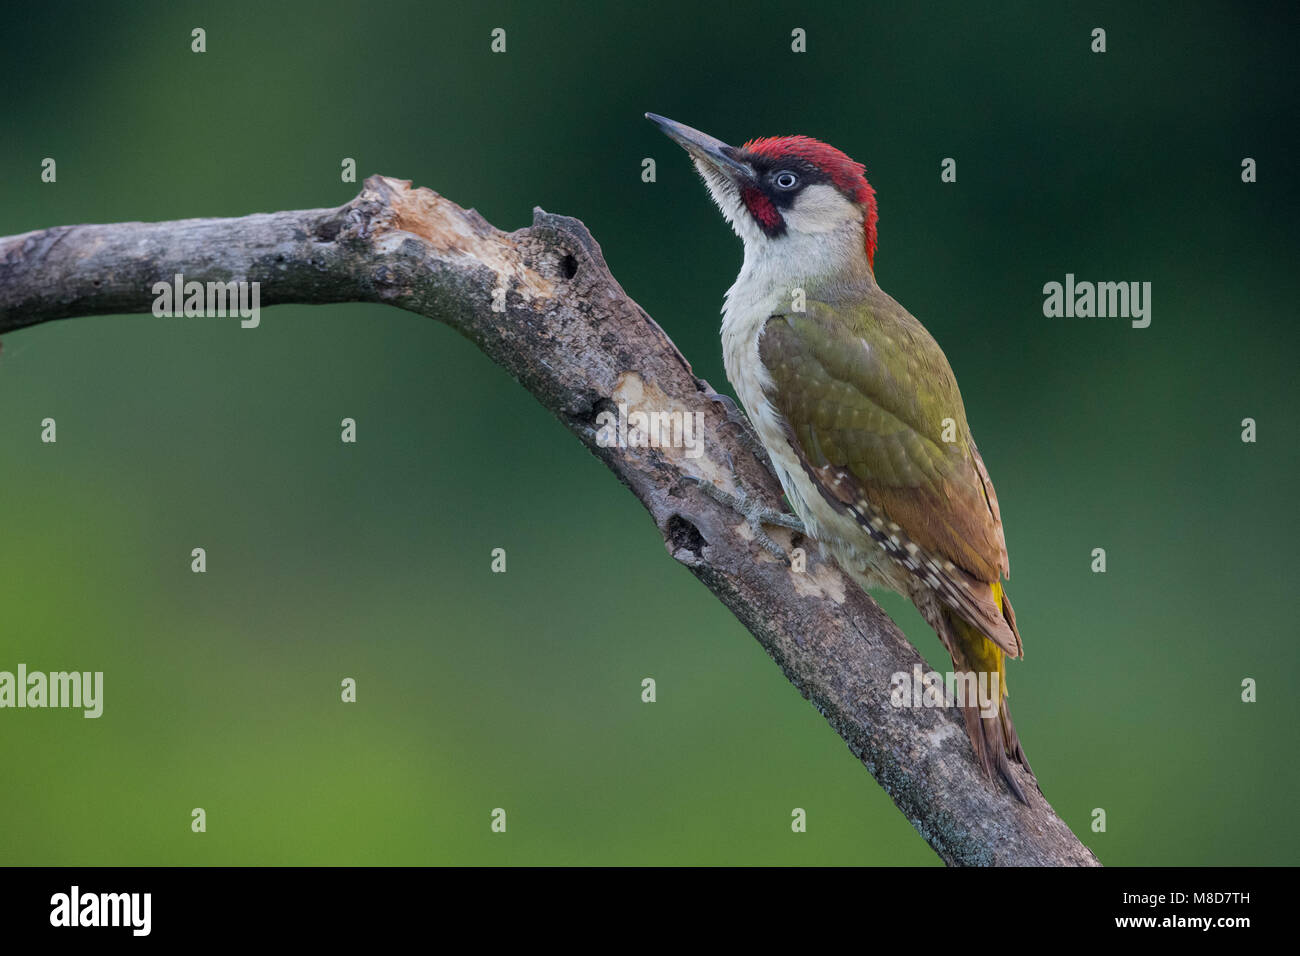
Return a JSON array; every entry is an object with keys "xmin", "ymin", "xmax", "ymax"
[{"xmin": 685, "ymin": 468, "xmax": 805, "ymax": 564}]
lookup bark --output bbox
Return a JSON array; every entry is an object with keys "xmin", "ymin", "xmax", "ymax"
[{"xmin": 0, "ymin": 175, "xmax": 1100, "ymax": 866}]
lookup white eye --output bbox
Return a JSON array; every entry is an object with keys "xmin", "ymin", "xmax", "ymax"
[{"xmin": 774, "ymin": 171, "xmax": 798, "ymax": 190}]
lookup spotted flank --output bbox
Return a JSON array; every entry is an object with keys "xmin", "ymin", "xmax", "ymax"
[{"xmin": 815, "ymin": 463, "xmax": 1022, "ymax": 658}]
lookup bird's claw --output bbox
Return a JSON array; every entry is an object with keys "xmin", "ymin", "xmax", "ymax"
[{"xmin": 684, "ymin": 474, "xmax": 805, "ymax": 565}]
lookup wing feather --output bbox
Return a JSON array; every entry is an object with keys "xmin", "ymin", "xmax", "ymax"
[{"xmin": 760, "ymin": 294, "xmax": 1019, "ymax": 654}]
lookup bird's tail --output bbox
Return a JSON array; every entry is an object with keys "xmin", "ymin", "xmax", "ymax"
[{"xmin": 939, "ymin": 583, "xmax": 1036, "ymax": 803}]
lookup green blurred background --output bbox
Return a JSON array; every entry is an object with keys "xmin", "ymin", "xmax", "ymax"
[{"xmin": 2, "ymin": 0, "xmax": 1297, "ymax": 865}]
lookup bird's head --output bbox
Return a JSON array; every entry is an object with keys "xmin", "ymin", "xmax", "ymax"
[{"xmin": 647, "ymin": 113, "xmax": 879, "ymax": 273}]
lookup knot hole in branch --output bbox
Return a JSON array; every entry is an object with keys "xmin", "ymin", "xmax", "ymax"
[{"xmin": 666, "ymin": 514, "xmax": 706, "ymax": 564}]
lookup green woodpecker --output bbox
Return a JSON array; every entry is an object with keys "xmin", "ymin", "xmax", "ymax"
[{"xmin": 648, "ymin": 113, "xmax": 1035, "ymax": 802}]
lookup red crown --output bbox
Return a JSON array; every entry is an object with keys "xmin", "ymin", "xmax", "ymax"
[{"xmin": 743, "ymin": 135, "xmax": 879, "ymax": 266}]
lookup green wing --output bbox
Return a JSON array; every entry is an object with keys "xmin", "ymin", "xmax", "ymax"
[{"xmin": 759, "ymin": 290, "xmax": 1010, "ymax": 587}]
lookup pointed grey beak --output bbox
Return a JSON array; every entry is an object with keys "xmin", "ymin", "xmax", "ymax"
[{"xmin": 646, "ymin": 113, "xmax": 755, "ymax": 183}]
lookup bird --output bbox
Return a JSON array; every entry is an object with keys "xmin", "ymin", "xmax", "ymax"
[{"xmin": 647, "ymin": 113, "xmax": 1035, "ymax": 802}]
